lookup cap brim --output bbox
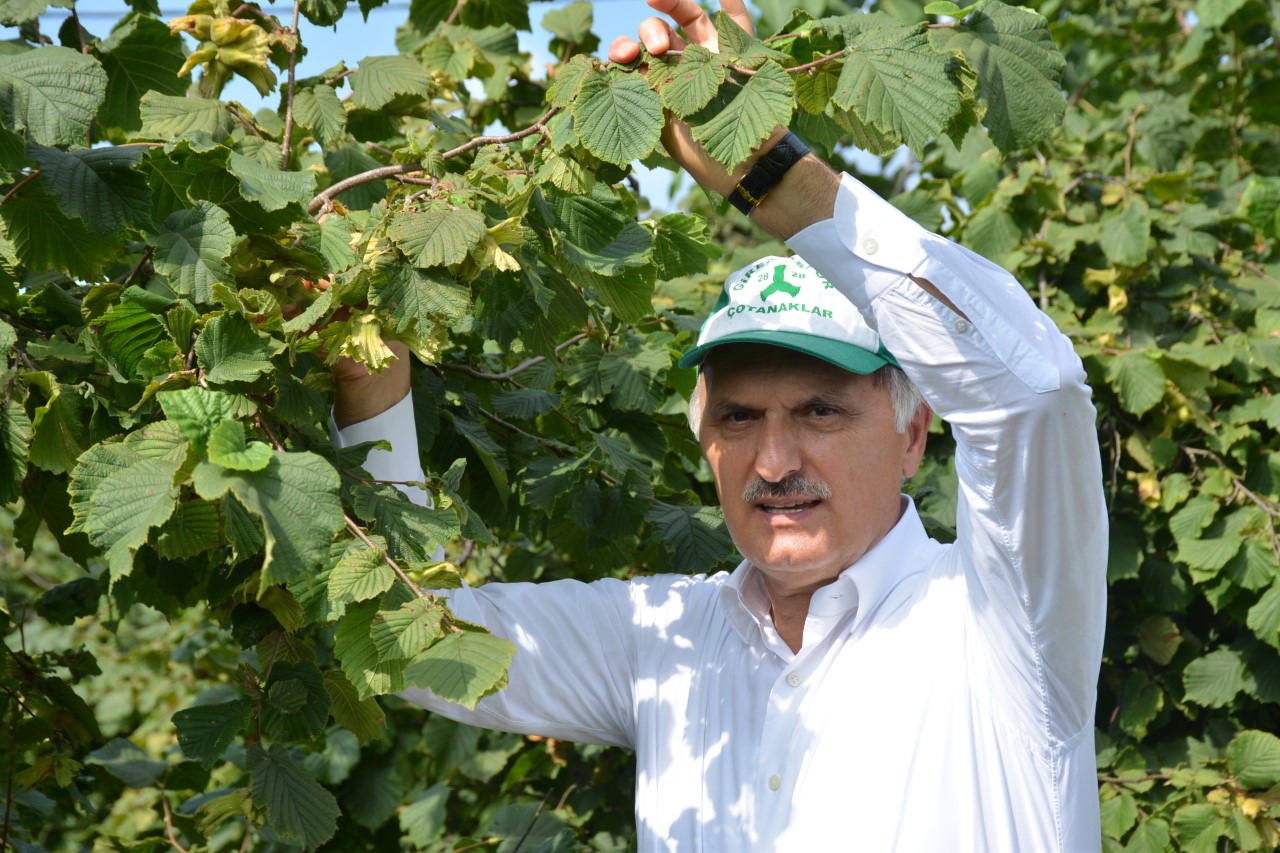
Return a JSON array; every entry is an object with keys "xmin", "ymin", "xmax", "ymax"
[{"xmin": 678, "ymin": 330, "xmax": 898, "ymax": 372}]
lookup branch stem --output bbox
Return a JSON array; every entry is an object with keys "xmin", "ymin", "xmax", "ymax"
[
  {"xmin": 344, "ymin": 514, "xmax": 429, "ymax": 600},
  {"xmin": 1, "ymin": 172, "xmax": 39, "ymax": 207},
  {"xmin": 280, "ymin": 0, "xmax": 302, "ymax": 170}
]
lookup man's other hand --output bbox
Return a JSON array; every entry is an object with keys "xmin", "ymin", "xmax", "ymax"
[{"xmin": 606, "ymin": 0, "xmax": 838, "ymax": 238}]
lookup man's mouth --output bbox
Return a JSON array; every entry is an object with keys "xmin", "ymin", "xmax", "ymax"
[{"xmin": 759, "ymin": 499, "xmax": 821, "ymax": 515}]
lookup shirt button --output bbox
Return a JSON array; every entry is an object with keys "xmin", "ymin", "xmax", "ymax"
[
  {"xmin": 862, "ymin": 237, "xmax": 879, "ymax": 255},
  {"xmin": 954, "ymin": 318, "xmax": 971, "ymax": 333},
  {"xmin": 768, "ymin": 774, "xmax": 782, "ymax": 791},
  {"xmin": 786, "ymin": 672, "xmax": 802, "ymax": 688}
]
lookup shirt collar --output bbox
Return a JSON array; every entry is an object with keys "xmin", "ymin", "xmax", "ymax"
[{"xmin": 718, "ymin": 497, "xmax": 931, "ymax": 645}]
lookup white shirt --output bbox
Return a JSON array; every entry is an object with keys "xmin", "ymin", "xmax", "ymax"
[{"xmin": 334, "ymin": 174, "xmax": 1108, "ymax": 852}]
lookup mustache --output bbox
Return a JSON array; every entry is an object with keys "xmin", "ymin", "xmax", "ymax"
[{"xmin": 742, "ymin": 474, "xmax": 833, "ymax": 504}]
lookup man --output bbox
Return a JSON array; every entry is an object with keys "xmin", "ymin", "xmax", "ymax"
[{"xmin": 332, "ymin": 1, "xmax": 1108, "ymax": 849}]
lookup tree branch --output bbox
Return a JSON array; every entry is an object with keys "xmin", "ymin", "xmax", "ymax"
[
  {"xmin": 161, "ymin": 791, "xmax": 190, "ymax": 853},
  {"xmin": 787, "ymin": 48, "xmax": 847, "ymax": 75},
  {"xmin": 280, "ymin": 0, "xmax": 302, "ymax": 170},
  {"xmin": 308, "ymin": 107, "xmax": 559, "ymax": 214},
  {"xmin": 442, "ymin": 0, "xmax": 467, "ymax": 29},
  {"xmin": 1, "ymin": 172, "xmax": 39, "ymax": 207},
  {"xmin": 344, "ymin": 514, "xmax": 430, "ymax": 601},
  {"xmin": 439, "ymin": 332, "xmax": 588, "ymax": 381}
]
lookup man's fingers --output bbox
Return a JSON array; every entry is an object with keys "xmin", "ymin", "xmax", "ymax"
[
  {"xmin": 637, "ymin": 17, "xmax": 686, "ymax": 56},
  {"xmin": 719, "ymin": 0, "xmax": 755, "ymax": 37},
  {"xmin": 608, "ymin": 35, "xmax": 641, "ymax": 64},
  {"xmin": 647, "ymin": 0, "xmax": 718, "ymax": 49}
]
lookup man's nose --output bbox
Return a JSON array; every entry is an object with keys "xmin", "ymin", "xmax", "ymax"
[{"xmin": 754, "ymin": 417, "xmax": 802, "ymax": 483}]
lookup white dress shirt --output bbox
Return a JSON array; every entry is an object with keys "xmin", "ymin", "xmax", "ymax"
[{"xmin": 334, "ymin": 173, "xmax": 1108, "ymax": 852}]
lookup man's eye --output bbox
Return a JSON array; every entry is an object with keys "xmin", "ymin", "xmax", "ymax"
[
  {"xmin": 810, "ymin": 406, "xmax": 837, "ymax": 418},
  {"xmin": 725, "ymin": 411, "xmax": 752, "ymax": 424}
]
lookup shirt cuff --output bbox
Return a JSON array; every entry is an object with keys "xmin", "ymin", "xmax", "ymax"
[
  {"xmin": 330, "ymin": 391, "xmax": 430, "ymax": 507},
  {"xmin": 787, "ymin": 173, "xmax": 1061, "ymax": 395}
]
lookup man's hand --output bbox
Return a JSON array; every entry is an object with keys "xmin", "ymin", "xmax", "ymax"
[
  {"xmin": 332, "ymin": 341, "xmax": 411, "ymax": 430},
  {"xmin": 289, "ymin": 278, "xmax": 413, "ymax": 430},
  {"xmin": 606, "ymin": 0, "xmax": 839, "ymax": 238}
]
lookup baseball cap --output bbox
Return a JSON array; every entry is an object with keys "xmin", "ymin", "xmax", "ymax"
[{"xmin": 678, "ymin": 255, "xmax": 899, "ymax": 373}]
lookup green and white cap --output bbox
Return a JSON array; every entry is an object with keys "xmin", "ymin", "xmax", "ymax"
[{"xmin": 678, "ymin": 255, "xmax": 899, "ymax": 373}]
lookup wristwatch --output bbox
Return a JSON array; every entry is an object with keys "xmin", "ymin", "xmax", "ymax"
[{"xmin": 727, "ymin": 132, "xmax": 811, "ymax": 217}]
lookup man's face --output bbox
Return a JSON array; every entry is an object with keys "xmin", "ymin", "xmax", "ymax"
[{"xmin": 698, "ymin": 345, "xmax": 929, "ymax": 598}]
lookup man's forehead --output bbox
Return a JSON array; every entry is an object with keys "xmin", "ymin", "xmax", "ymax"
[{"xmin": 701, "ymin": 345, "xmax": 868, "ymax": 395}]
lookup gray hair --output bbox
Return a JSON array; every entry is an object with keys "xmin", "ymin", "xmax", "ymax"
[{"xmin": 687, "ymin": 364, "xmax": 923, "ymax": 436}]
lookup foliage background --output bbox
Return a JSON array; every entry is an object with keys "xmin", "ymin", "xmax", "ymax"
[{"xmin": 1, "ymin": 0, "xmax": 1279, "ymax": 850}]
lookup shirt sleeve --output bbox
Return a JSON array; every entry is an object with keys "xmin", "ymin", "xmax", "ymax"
[
  {"xmin": 787, "ymin": 173, "xmax": 1108, "ymax": 742},
  {"xmin": 331, "ymin": 395, "xmax": 638, "ymax": 748}
]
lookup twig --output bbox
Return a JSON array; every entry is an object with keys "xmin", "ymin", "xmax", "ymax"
[
  {"xmin": 308, "ymin": 107, "xmax": 559, "ymax": 214},
  {"xmin": 1, "ymin": 172, "xmax": 39, "ymax": 207},
  {"xmin": 161, "ymin": 792, "xmax": 190, "ymax": 853},
  {"xmin": 439, "ymin": 332, "xmax": 588, "ymax": 381},
  {"xmin": 231, "ymin": 4, "xmax": 279, "ymax": 29},
  {"xmin": 280, "ymin": 0, "xmax": 302, "ymax": 170},
  {"xmin": 442, "ymin": 0, "xmax": 467, "ymax": 29},
  {"xmin": 510, "ymin": 789, "xmax": 554, "ymax": 853},
  {"xmin": 456, "ymin": 539, "xmax": 476, "ymax": 568},
  {"xmin": 344, "ymin": 514, "xmax": 429, "ymax": 600},
  {"xmin": 120, "ymin": 246, "xmax": 155, "ymax": 288},
  {"xmin": 1098, "ymin": 773, "xmax": 1171, "ymax": 784},
  {"xmin": 787, "ymin": 48, "xmax": 847, "ymax": 75},
  {"xmin": 2, "ymin": 757, "xmax": 14, "ymax": 853},
  {"xmin": 70, "ymin": 7, "xmax": 89, "ymax": 54},
  {"xmin": 1123, "ymin": 105, "xmax": 1146, "ymax": 184}
]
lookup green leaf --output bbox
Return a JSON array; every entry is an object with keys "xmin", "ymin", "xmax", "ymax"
[
  {"xmin": 0, "ymin": 46, "xmax": 107, "ymax": 147},
  {"xmin": 651, "ymin": 212, "xmax": 720, "ymax": 279},
  {"xmin": 1124, "ymin": 819, "xmax": 1171, "ymax": 853},
  {"xmin": 28, "ymin": 144, "xmax": 149, "ymax": 233},
  {"xmin": 931, "ymin": 0, "xmax": 1065, "ymax": 151},
  {"xmin": 334, "ymin": 599, "xmax": 406, "ymax": 699},
  {"xmin": 1100, "ymin": 202, "xmax": 1151, "ymax": 267},
  {"xmin": 0, "ymin": 399, "xmax": 29, "ymax": 504},
  {"xmin": 370, "ymin": 599, "xmax": 447, "ymax": 660},
  {"xmin": 1172, "ymin": 803, "xmax": 1227, "ymax": 852},
  {"xmin": 75, "ymin": 445, "xmax": 182, "ymax": 582},
  {"xmin": 651, "ymin": 45, "xmax": 727, "ymax": 119},
  {"xmin": 1239, "ymin": 175, "xmax": 1280, "ymax": 241},
  {"xmin": 262, "ymin": 662, "xmax": 331, "ymax": 742},
  {"xmin": 1227, "ymin": 730, "xmax": 1280, "ymax": 789},
  {"xmin": 350, "ymin": 55, "xmax": 433, "ymax": 111},
  {"xmin": 403, "ymin": 630, "xmax": 515, "ymax": 711},
  {"xmin": 138, "ymin": 92, "xmax": 232, "ymax": 142},
  {"xmin": 195, "ymin": 313, "xmax": 277, "ymax": 385},
  {"xmin": 550, "ymin": 54, "xmax": 593, "ymax": 109},
  {"xmin": 85, "ymin": 738, "xmax": 168, "ymax": 787},
  {"xmin": 714, "ymin": 10, "xmax": 789, "ymax": 69},
  {"xmin": 832, "ymin": 23, "xmax": 963, "ymax": 156},
  {"xmin": 248, "ymin": 744, "xmax": 340, "ymax": 849},
  {"xmin": 1106, "ymin": 351, "xmax": 1165, "ymax": 416},
  {"xmin": 647, "ymin": 502, "xmax": 736, "ymax": 572},
  {"xmin": 400, "ymin": 783, "xmax": 450, "ymax": 848},
  {"xmin": 191, "ymin": 451, "xmax": 344, "ymax": 590},
  {"xmin": 207, "ymin": 419, "xmax": 273, "ymax": 472},
  {"xmin": 1247, "ymin": 582, "xmax": 1280, "ymax": 650},
  {"xmin": 157, "ymin": 387, "xmax": 238, "ymax": 454},
  {"xmin": 1195, "ymin": 0, "xmax": 1251, "ymax": 29},
  {"xmin": 323, "ymin": 670, "xmax": 387, "ymax": 744},
  {"xmin": 1137, "ymin": 615, "xmax": 1183, "ymax": 666},
  {"xmin": 352, "ymin": 483, "xmax": 461, "ymax": 565},
  {"xmin": 369, "ymin": 261, "xmax": 471, "ymax": 333},
  {"xmin": 1, "ymin": 184, "xmax": 121, "ymax": 279},
  {"xmin": 227, "ymin": 152, "xmax": 316, "ymax": 212},
  {"xmin": 326, "ymin": 538, "xmax": 396, "ymax": 606},
  {"xmin": 387, "ymin": 205, "xmax": 487, "ymax": 268},
  {"xmin": 691, "ymin": 61, "xmax": 793, "ymax": 169},
  {"xmin": 292, "ymin": 84, "xmax": 347, "ymax": 149},
  {"xmin": 172, "ymin": 696, "xmax": 252, "ymax": 768},
  {"xmin": 28, "ymin": 377, "xmax": 85, "ymax": 475},
  {"xmin": 572, "ymin": 70, "xmax": 664, "ymax": 167},
  {"xmin": 1183, "ymin": 647, "xmax": 1248, "ymax": 708},
  {"xmin": 154, "ymin": 499, "xmax": 221, "ymax": 560},
  {"xmin": 1100, "ymin": 790, "xmax": 1138, "ymax": 840},
  {"xmin": 151, "ymin": 202, "xmax": 236, "ymax": 304},
  {"xmin": 97, "ymin": 15, "xmax": 188, "ymax": 134}
]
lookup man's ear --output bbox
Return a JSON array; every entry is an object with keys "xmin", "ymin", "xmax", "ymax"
[{"xmin": 901, "ymin": 401, "xmax": 932, "ymax": 479}]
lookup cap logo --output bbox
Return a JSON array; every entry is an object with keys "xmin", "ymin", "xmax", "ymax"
[{"xmin": 760, "ymin": 263, "xmax": 801, "ymax": 302}]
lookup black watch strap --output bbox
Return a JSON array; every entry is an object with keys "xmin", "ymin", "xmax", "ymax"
[{"xmin": 728, "ymin": 132, "xmax": 811, "ymax": 216}]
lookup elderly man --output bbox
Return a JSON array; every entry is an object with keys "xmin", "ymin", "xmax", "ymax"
[{"xmin": 332, "ymin": 1, "xmax": 1107, "ymax": 849}]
